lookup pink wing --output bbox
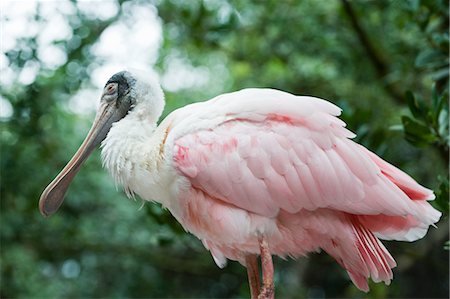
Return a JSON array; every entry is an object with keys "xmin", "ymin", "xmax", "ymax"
[{"xmin": 171, "ymin": 88, "xmax": 440, "ymax": 241}]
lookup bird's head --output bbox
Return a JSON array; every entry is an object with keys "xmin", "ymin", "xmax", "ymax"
[{"xmin": 39, "ymin": 70, "xmax": 163, "ymax": 217}]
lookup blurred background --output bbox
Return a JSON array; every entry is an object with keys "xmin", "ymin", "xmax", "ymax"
[{"xmin": 1, "ymin": 0, "xmax": 448, "ymax": 298}]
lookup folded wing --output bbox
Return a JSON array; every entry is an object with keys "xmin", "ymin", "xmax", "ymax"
[{"xmin": 169, "ymin": 88, "xmax": 441, "ymax": 242}]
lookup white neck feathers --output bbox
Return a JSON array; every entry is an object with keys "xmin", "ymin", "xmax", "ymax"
[{"xmin": 100, "ymin": 72, "xmax": 165, "ymax": 194}]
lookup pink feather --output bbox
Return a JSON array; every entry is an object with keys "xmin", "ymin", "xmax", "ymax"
[{"xmin": 169, "ymin": 88, "xmax": 441, "ymax": 291}]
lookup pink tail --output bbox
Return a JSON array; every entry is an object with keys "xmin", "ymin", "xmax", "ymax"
[
  {"xmin": 336, "ymin": 151, "xmax": 440, "ymax": 290},
  {"xmin": 323, "ymin": 217, "xmax": 397, "ymax": 292},
  {"xmin": 348, "ymin": 219, "xmax": 397, "ymax": 291},
  {"xmin": 357, "ymin": 148, "xmax": 441, "ymax": 241}
]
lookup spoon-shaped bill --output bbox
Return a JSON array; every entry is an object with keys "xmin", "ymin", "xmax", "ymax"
[{"xmin": 39, "ymin": 102, "xmax": 117, "ymax": 217}]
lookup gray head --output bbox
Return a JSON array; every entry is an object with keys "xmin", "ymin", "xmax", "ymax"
[{"xmin": 38, "ymin": 70, "xmax": 157, "ymax": 217}]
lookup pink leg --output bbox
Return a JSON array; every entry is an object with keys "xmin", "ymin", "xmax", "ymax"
[
  {"xmin": 258, "ymin": 236, "xmax": 274, "ymax": 299},
  {"xmin": 245, "ymin": 254, "xmax": 260, "ymax": 299}
]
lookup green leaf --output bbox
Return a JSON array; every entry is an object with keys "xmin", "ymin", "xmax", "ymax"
[
  {"xmin": 401, "ymin": 115, "xmax": 438, "ymax": 146},
  {"xmin": 438, "ymin": 108, "xmax": 449, "ymax": 138},
  {"xmin": 389, "ymin": 124, "xmax": 404, "ymax": 132},
  {"xmin": 408, "ymin": 0, "xmax": 420, "ymax": 11},
  {"xmin": 435, "ymin": 89, "xmax": 449, "ymax": 141},
  {"xmin": 432, "ymin": 84, "xmax": 439, "ymax": 111},
  {"xmin": 405, "ymin": 91, "xmax": 427, "ymax": 121},
  {"xmin": 437, "ymin": 90, "xmax": 448, "ymax": 114},
  {"xmin": 415, "ymin": 49, "xmax": 448, "ymax": 68},
  {"xmin": 433, "ymin": 175, "xmax": 450, "ymax": 216},
  {"xmin": 431, "ymin": 67, "xmax": 450, "ymax": 81}
]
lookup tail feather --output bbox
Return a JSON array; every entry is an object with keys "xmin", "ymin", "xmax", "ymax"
[
  {"xmin": 356, "ymin": 222, "xmax": 396, "ymax": 280},
  {"xmin": 350, "ymin": 218, "xmax": 396, "ymax": 290},
  {"xmin": 360, "ymin": 147, "xmax": 441, "ymax": 241},
  {"xmin": 357, "ymin": 202, "xmax": 441, "ymax": 242},
  {"xmin": 324, "ymin": 216, "xmax": 396, "ymax": 292}
]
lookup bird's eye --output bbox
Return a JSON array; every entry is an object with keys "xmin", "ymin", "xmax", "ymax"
[{"xmin": 105, "ymin": 83, "xmax": 118, "ymax": 96}]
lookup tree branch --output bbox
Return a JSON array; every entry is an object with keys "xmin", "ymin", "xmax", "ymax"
[{"xmin": 341, "ymin": 0, "xmax": 404, "ymax": 104}]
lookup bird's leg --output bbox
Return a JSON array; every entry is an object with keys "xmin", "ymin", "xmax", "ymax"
[
  {"xmin": 258, "ymin": 236, "xmax": 275, "ymax": 299},
  {"xmin": 245, "ymin": 254, "xmax": 260, "ymax": 299}
]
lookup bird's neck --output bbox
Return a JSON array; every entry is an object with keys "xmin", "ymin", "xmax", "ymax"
[{"xmin": 100, "ymin": 112, "xmax": 160, "ymax": 196}]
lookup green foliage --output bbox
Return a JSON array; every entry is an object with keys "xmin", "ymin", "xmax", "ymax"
[
  {"xmin": 445, "ymin": 240, "xmax": 450, "ymax": 250},
  {"xmin": 402, "ymin": 87, "xmax": 450, "ymax": 238},
  {"xmin": 402, "ymin": 88, "xmax": 448, "ymax": 148},
  {"xmin": 1, "ymin": 0, "xmax": 448, "ymax": 298},
  {"xmin": 434, "ymin": 175, "xmax": 450, "ymax": 215},
  {"xmin": 399, "ymin": 0, "xmax": 449, "ymax": 219}
]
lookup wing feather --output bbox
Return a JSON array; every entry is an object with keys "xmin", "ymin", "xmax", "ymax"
[{"xmin": 169, "ymin": 88, "xmax": 440, "ymax": 240}]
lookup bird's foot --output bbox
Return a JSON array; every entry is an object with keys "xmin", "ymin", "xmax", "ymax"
[{"xmin": 258, "ymin": 284, "xmax": 274, "ymax": 299}]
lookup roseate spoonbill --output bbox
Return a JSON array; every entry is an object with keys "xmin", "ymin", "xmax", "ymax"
[{"xmin": 40, "ymin": 70, "xmax": 441, "ymax": 298}]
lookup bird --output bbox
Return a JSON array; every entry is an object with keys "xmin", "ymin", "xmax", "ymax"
[{"xmin": 39, "ymin": 70, "xmax": 441, "ymax": 298}]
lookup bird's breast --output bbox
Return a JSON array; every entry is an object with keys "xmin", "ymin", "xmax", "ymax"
[{"xmin": 100, "ymin": 117, "xmax": 186, "ymax": 215}]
